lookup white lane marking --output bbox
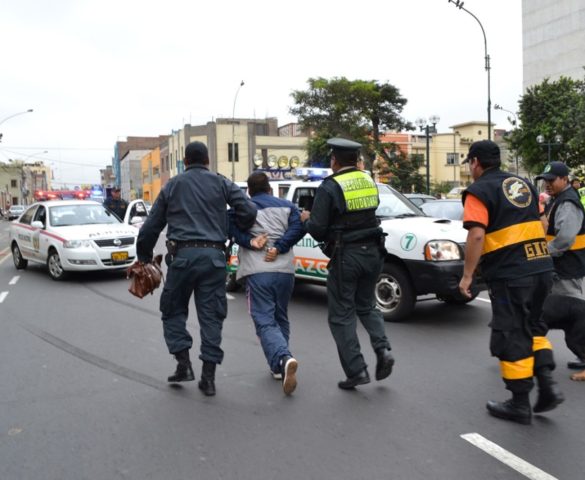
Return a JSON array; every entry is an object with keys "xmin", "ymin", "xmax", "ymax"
[
  {"xmin": 474, "ymin": 297, "xmax": 491, "ymax": 303},
  {"xmin": 9, "ymin": 276, "xmax": 19, "ymax": 285},
  {"xmin": 461, "ymin": 433, "xmax": 558, "ymax": 480},
  {"xmin": 0, "ymin": 292, "xmax": 8, "ymax": 303},
  {"xmin": 226, "ymin": 293, "xmax": 235, "ymax": 300}
]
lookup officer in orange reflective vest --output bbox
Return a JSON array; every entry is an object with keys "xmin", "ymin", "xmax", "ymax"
[
  {"xmin": 301, "ymin": 138, "xmax": 394, "ymax": 390},
  {"xmin": 459, "ymin": 140, "xmax": 563, "ymax": 425}
]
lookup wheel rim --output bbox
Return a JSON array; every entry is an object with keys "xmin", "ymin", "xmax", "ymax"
[
  {"xmin": 12, "ymin": 245, "xmax": 22, "ymax": 267},
  {"xmin": 48, "ymin": 253, "xmax": 64, "ymax": 278},
  {"xmin": 375, "ymin": 275, "xmax": 401, "ymax": 313}
]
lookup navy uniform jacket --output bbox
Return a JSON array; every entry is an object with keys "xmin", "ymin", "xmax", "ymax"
[
  {"xmin": 137, "ymin": 164, "xmax": 256, "ymax": 262},
  {"xmin": 103, "ymin": 198, "xmax": 128, "ymax": 220}
]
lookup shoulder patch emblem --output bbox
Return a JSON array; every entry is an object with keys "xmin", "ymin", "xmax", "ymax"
[{"xmin": 501, "ymin": 177, "xmax": 532, "ymax": 208}]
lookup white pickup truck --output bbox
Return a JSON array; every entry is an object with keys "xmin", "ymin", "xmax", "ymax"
[{"xmin": 227, "ymin": 178, "xmax": 481, "ymax": 322}]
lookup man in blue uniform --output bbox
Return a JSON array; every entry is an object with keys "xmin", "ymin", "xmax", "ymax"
[
  {"xmin": 137, "ymin": 141, "xmax": 256, "ymax": 396},
  {"xmin": 103, "ymin": 187, "xmax": 128, "ymax": 220},
  {"xmin": 301, "ymin": 138, "xmax": 394, "ymax": 390}
]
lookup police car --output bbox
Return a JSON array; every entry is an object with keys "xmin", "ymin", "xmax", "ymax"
[
  {"xmin": 8, "ymin": 199, "xmax": 148, "ymax": 280},
  {"xmin": 227, "ymin": 169, "xmax": 481, "ymax": 322}
]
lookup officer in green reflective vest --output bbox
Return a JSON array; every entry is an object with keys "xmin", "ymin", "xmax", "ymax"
[{"xmin": 301, "ymin": 138, "xmax": 394, "ymax": 390}]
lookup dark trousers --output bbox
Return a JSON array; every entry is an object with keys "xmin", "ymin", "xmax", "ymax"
[
  {"xmin": 488, "ymin": 272, "xmax": 553, "ymax": 394},
  {"xmin": 327, "ymin": 244, "xmax": 390, "ymax": 377},
  {"xmin": 246, "ymin": 272, "xmax": 295, "ymax": 373},
  {"xmin": 159, "ymin": 247, "xmax": 227, "ymax": 363},
  {"xmin": 543, "ymin": 293, "xmax": 585, "ymax": 361}
]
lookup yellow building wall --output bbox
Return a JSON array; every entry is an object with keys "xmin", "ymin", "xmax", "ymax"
[{"xmin": 141, "ymin": 147, "xmax": 162, "ymax": 202}]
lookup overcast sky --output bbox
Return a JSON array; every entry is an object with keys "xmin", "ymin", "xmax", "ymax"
[{"xmin": 0, "ymin": 0, "xmax": 522, "ymax": 186}]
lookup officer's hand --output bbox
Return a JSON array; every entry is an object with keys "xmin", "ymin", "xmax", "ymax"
[
  {"xmin": 250, "ymin": 233, "xmax": 268, "ymax": 250},
  {"xmin": 300, "ymin": 210, "xmax": 311, "ymax": 222},
  {"xmin": 458, "ymin": 274, "xmax": 473, "ymax": 299},
  {"xmin": 264, "ymin": 247, "xmax": 278, "ymax": 262}
]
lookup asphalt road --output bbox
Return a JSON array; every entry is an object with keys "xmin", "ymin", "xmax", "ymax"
[{"xmin": 1, "ymin": 220, "xmax": 584, "ymax": 480}]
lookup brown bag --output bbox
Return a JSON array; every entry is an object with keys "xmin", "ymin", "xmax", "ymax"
[{"xmin": 127, "ymin": 254, "xmax": 164, "ymax": 298}]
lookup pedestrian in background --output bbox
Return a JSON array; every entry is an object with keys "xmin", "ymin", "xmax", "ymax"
[
  {"xmin": 229, "ymin": 172, "xmax": 305, "ymax": 395},
  {"xmin": 459, "ymin": 140, "xmax": 562, "ymax": 425},
  {"xmin": 103, "ymin": 187, "xmax": 128, "ymax": 220},
  {"xmin": 301, "ymin": 138, "xmax": 394, "ymax": 390},
  {"xmin": 536, "ymin": 162, "xmax": 585, "ymax": 377},
  {"xmin": 137, "ymin": 141, "xmax": 256, "ymax": 396}
]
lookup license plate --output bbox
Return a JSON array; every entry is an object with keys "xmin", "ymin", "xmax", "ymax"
[{"xmin": 111, "ymin": 251, "xmax": 128, "ymax": 263}]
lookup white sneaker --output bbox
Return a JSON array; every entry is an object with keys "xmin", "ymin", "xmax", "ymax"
[
  {"xmin": 281, "ymin": 356, "xmax": 298, "ymax": 395},
  {"xmin": 270, "ymin": 370, "xmax": 282, "ymax": 380}
]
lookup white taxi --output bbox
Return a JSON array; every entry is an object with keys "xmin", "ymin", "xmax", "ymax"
[{"xmin": 8, "ymin": 199, "xmax": 148, "ymax": 280}]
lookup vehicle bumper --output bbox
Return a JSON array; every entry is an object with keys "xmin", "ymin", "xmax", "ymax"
[
  {"xmin": 403, "ymin": 259, "xmax": 485, "ymax": 297},
  {"xmin": 60, "ymin": 247, "xmax": 137, "ymax": 271}
]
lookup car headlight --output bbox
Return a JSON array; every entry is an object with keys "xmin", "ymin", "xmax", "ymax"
[
  {"xmin": 63, "ymin": 239, "xmax": 93, "ymax": 248},
  {"xmin": 424, "ymin": 240, "xmax": 461, "ymax": 261}
]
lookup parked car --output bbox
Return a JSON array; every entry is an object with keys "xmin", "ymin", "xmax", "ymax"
[
  {"xmin": 8, "ymin": 199, "xmax": 148, "ymax": 280},
  {"xmin": 420, "ymin": 199, "xmax": 464, "ymax": 221},
  {"xmin": 446, "ymin": 186, "xmax": 467, "ymax": 199},
  {"xmin": 8, "ymin": 205, "xmax": 25, "ymax": 220},
  {"xmin": 404, "ymin": 193, "xmax": 437, "ymax": 207}
]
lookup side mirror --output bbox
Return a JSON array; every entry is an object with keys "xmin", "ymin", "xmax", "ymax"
[
  {"xmin": 31, "ymin": 221, "xmax": 44, "ymax": 229},
  {"xmin": 130, "ymin": 216, "xmax": 143, "ymax": 225}
]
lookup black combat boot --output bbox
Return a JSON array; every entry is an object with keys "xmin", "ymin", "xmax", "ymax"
[
  {"xmin": 486, "ymin": 393, "xmax": 532, "ymax": 425},
  {"xmin": 167, "ymin": 349, "xmax": 195, "ymax": 383},
  {"xmin": 198, "ymin": 361, "xmax": 216, "ymax": 396},
  {"xmin": 375, "ymin": 348, "xmax": 395, "ymax": 381},
  {"xmin": 533, "ymin": 367, "xmax": 565, "ymax": 413}
]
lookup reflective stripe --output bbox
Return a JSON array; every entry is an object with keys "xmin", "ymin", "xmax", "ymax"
[
  {"xmin": 500, "ymin": 356, "xmax": 534, "ymax": 380},
  {"xmin": 533, "ymin": 336, "xmax": 552, "ymax": 352},
  {"xmin": 483, "ymin": 221, "xmax": 545, "ymax": 254},
  {"xmin": 545, "ymin": 233, "xmax": 585, "ymax": 251},
  {"xmin": 332, "ymin": 171, "xmax": 379, "ymax": 212}
]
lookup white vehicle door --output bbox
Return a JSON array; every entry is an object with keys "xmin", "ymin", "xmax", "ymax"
[
  {"xmin": 124, "ymin": 199, "xmax": 148, "ymax": 229},
  {"xmin": 30, "ymin": 204, "xmax": 48, "ymax": 260},
  {"xmin": 14, "ymin": 205, "xmax": 41, "ymax": 259}
]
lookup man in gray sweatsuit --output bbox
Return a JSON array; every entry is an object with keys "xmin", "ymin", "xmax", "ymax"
[{"xmin": 229, "ymin": 172, "xmax": 305, "ymax": 395}]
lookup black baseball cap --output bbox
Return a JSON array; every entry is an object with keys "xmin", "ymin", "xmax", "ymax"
[
  {"xmin": 535, "ymin": 161, "xmax": 570, "ymax": 181},
  {"xmin": 462, "ymin": 140, "xmax": 501, "ymax": 164}
]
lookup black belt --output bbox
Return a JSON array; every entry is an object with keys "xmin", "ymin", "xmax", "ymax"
[{"xmin": 176, "ymin": 240, "xmax": 225, "ymax": 251}]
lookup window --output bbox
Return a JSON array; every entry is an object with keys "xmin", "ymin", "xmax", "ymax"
[
  {"xmin": 153, "ymin": 166, "xmax": 160, "ymax": 179},
  {"xmin": 292, "ymin": 187, "xmax": 317, "ymax": 211},
  {"xmin": 33, "ymin": 205, "xmax": 47, "ymax": 228},
  {"xmin": 228, "ymin": 143, "xmax": 239, "ymax": 162},
  {"xmin": 11, "ymin": 179, "xmax": 17, "ymax": 188},
  {"xmin": 277, "ymin": 185, "xmax": 290, "ymax": 199},
  {"xmin": 446, "ymin": 153, "xmax": 458, "ymax": 166},
  {"xmin": 20, "ymin": 206, "xmax": 37, "ymax": 225}
]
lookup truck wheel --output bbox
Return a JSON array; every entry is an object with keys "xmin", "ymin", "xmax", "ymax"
[
  {"xmin": 226, "ymin": 272, "xmax": 240, "ymax": 292},
  {"xmin": 12, "ymin": 242, "xmax": 28, "ymax": 270},
  {"xmin": 437, "ymin": 293, "xmax": 478, "ymax": 305},
  {"xmin": 376, "ymin": 263, "xmax": 416, "ymax": 322}
]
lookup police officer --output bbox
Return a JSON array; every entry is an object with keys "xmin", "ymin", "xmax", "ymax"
[
  {"xmin": 536, "ymin": 162, "xmax": 585, "ymax": 376},
  {"xmin": 137, "ymin": 141, "xmax": 256, "ymax": 396},
  {"xmin": 103, "ymin": 187, "xmax": 128, "ymax": 220},
  {"xmin": 459, "ymin": 140, "xmax": 563, "ymax": 425},
  {"xmin": 301, "ymin": 138, "xmax": 394, "ymax": 389}
]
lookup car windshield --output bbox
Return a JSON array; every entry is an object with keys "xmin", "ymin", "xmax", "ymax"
[
  {"xmin": 420, "ymin": 201, "xmax": 464, "ymax": 220},
  {"xmin": 376, "ymin": 185, "xmax": 424, "ymax": 218},
  {"xmin": 49, "ymin": 204, "xmax": 122, "ymax": 226}
]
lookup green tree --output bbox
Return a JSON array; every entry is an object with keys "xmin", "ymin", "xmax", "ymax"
[
  {"xmin": 508, "ymin": 76, "xmax": 585, "ymax": 173},
  {"xmin": 290, "ymin": 77, "xmax": 414, "ymax": 168}
]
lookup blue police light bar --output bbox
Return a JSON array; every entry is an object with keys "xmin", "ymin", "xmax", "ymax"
[{"xmin": 294, "ymin": 167, "xmax": 332, "ymax": 180}]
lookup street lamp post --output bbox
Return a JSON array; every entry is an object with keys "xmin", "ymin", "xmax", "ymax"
[
  {"xmin": 494, "ymin": 104, "xmax": 520, "ymax": 174},
  {"xmin": 0, "ymin": 109, "xmax": 33, "ymax": 142},
  {"xmin": 537, "ymin": 134, "xmax": 563, "ymax": 163},
  {"xmin": 448, "ymin": 0, "xmax": 491, "ymax": 140},
  {"xmin": 231, "ymin": 81, "xmax": 245, "ymax": 182},
  {"xmin": 415, "ymin": 116, "xmax": 440, "ymax": 195}
]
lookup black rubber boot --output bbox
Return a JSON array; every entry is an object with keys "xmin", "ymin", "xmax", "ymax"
[
  {"xmin": 198, "ymin": 361, "xmax": 216, "ymax": 396},
  {"xmin": 375, "ymin": 348, "xmax": 395, "ymax": 381},
  {"xmin": 167, "ymin": 349, "xmax": 195, "ymax": 383},
  {"xmin": 486, "ymin": 393, "xmax": 532, "ymax": 425},
  {"xmin": 533, "ymin": 367, "xmax": 565, "ymax": 413}
]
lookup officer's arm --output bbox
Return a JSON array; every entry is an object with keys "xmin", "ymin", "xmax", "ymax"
[
  {"xmin": 303, "ymin": 188, "xmax": 332, "ymax": 242},
  {"xmin": 226, "ymin": 181, "xmax": 257, "ymax": 230},
  {"xmin": 548, "ymin": 202, "xmax": 583, "ymax": 256},
  {"xmin": 459, "ymin": 194, "xmax": 487, "ymax": 298},
  {"xmin": 274, "ymin": 205, "xmax": 305, "ymax": 254},
  {"xmin": 227, "ymin": 210, "xmax": 255, "ymax": 250},
  {"xmin": 136, "ymin": 190, "xmax": 168, "ymax": 262}
]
